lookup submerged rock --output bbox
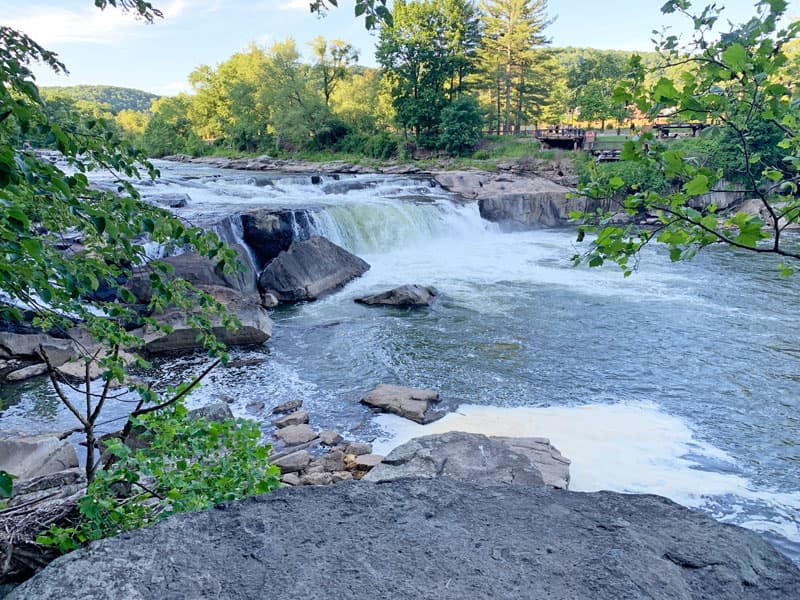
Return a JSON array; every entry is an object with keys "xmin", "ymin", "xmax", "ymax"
[
  {"xmin": 355, "ymin": 284, "xmax": 438, "ymax": 308},
  {"xmin": 360, "ymin": 384, "xmax": 442, "ymax": 424},
  {"xmin": 10, "ymin": 478, "xmax": 800, "ymax": 599},
  {"xmin": 259, "ymin": 236, "xmax": 370, "ymax": 303}
]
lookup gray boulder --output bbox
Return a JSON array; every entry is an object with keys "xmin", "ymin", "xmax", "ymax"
[
  {"xmin": 364, "ymin": 432, "xmax": 545, "ymax": 486},
  {"xmin": 492, "ymin": 436, "xmax": 571, "ymax": 489},
  {"xmin": 10, "ymin": 478, "xmax": 800, "ymax": 600},
  {"xmin": 128, "ymin": 249, "xmax": 257, "ymax": 302},
  {"xmin": 360, "ymin": 384, "xmax": 442, "ymax": 424},
  {"xmin": 259, "ymin": 236, "xmax": 370, "ymax": 303},
  {"xmin": 355, "ymin": 284, "xmax": 438, "ymax": 308},
  {"xmin": 142, "ymin": 192, "xmax": 190, "ymax": 208},
  {"xmin": 0, "ymin": 332, "xmax": 78, "ymax": 367},
  {"xmin": 139, "ymin": 286, "xmax": 273, "ymax": 354},
  {"xmin": 0, "ymin": 434, "xmax": 78, "ymax": 481}
]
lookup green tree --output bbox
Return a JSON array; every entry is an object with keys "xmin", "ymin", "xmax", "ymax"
[
  {"xmin": 439, "ymin": 94, "xmax": 484, "ymax": 155},
  {"xmin": 565, "ymin": 50, "xmax": 630, "ymax": 128},
  {"xmin": 574, "ymin": 0, "xmax": 800, "ymax": 276},
  {"xmin": 310, "ymin": 37, "xmax": 359, "ymax": 106},
  {"xmin": 143, "ymin": 94, "xmax": 199, "ymax": 156},
  {"xmin": 0, "ymin": 1, "xmax": 279, "ymax": 535},
  {"xmin": 478, "ymin": 0, "xmax": 551, "ymax": 134},
  {"xmin": 377, "ymin": 0, "xmax": 480, "ymax": 146}
]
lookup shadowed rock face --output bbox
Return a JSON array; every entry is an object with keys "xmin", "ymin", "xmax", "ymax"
[
  {"xmin": 259, "ymin": 236, "xmax": 370, "ymax": 303},
  {"xmin": 9, "ymin": 478, "xmax": 800, "ymax": 600}
]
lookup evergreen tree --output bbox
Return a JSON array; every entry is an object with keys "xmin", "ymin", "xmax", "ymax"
[{"xmin": 478, "ymin": 0, "xmax": 551, "ymax": 134}]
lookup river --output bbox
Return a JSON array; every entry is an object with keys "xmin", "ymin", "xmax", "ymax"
[{"xmin": 2, "ymin": 161, "xmax": 798, "ymax": 563}]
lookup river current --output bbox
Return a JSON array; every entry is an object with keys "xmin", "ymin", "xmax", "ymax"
[{"xmin": 2, "ymin": 161, "xmax": 799, "ymax": 562}]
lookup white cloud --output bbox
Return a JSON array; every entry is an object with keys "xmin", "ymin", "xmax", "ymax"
[{"xmin": 4, "ymin": 0, "xmax": 211, "ymax": 45}]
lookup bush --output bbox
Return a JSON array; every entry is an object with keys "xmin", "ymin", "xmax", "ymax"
[
  {"xmin": 38, "ymin": 402, "xmax": 281, "ymax": 552},
  {"xmin": 438, "ymin": 96, "xmax": 483, "ymax": 156}
]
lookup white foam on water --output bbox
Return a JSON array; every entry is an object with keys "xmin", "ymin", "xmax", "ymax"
[{"xmin": 371, "ymin": 402, "xmax": 800, "ymax": 545}]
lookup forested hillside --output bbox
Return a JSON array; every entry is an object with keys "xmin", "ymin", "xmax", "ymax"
[{"xmin": 40, "ymin": 85, "xmax": 159, "ymax": 114}]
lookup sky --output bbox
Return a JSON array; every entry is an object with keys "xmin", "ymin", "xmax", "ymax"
[{"xmin": 2, "ymin": 0, "xmax": 798, "ymax": 96}]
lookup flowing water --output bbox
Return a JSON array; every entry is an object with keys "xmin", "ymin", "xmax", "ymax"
[{"xmin": 2, "ymin": 161, "xmax": 799, "ymax": 563}]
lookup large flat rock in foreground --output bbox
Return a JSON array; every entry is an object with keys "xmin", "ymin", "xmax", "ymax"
[{"xmin": 10, "ymin": 479, "xmax": 799, "ymax": 599}]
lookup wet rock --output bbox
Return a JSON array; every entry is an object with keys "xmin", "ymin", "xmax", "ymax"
[
  {"xmin": 244, "ymin": 401, "xmax": 265, "ymax": 415},
  {"xmin": 128, "ymin": 250, "xmax": 257, "ymax": 300},
  {"xmin": 354, "ymin": 454, "xmax": 384, "ymax": 471},
  {"xmin": 344, "ymin": 442, "xmax": 372, "ymax": 456},
  {"xmin": 271, "ymin": 400, "xmax": 303, "ymax": 415},
  {"xmin": 271, "ymin": 451, "xmax": 311, "ymax": 474},
  {"xmin": 0, "ymin": 332, "xmax": 78, "ymax": 368},
  {"xmin": 274, "ymin": 424, "xmax": 317, "ymax": 446},
  {"xmin": 13, "ymin": 478, "xmax": 798, "ymax": 600},
  {"xmin": 355, "ymin": 284, "xmax": 438, "ymax": 308},
  {"xmin": 360, "ymin": 384, "xmax": 441, "ymax": 424},
  {"xmin": 272, "ymin": 410, "xmax": 309, "ymax": 429},
  {"xmin": 0, "ymin": 434, "xmax": 79, "ymax": 481},
  {"xmin": 142, "ymin": 192, "xmax": 190, "ymax": 208},
  {"xmin": 318, "ymin": 430, "xmax": 343, "ymax": 446},
  {"xmin": 258, "ymin": 236, "xmax": 370, "ymax": 303},
  {"xmin": 138, "ymin": 286, "xmax": 272, "ymax": 354},
  {"xmin": 364, "ymin": 432, "xmax": 545, "ymax": 486},
  {"xmin": 189, "ymin": 402, "xmax": 234, "ymax": 423},
  {"xmin": 313, "ymin": 450, "xmax": 345, "ymax": 473},
  {"xmin": 5, "ymin": 364, "xmax": 47, "ymax": 382}
]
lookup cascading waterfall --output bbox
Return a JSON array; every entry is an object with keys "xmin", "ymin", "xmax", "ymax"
[{"xmin": 303, "ymin": 201, "xmax": 494, "ymax": 255}]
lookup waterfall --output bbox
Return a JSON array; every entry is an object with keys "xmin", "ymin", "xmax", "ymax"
[{"xmin": 302, "ymin": 201, "xmax": 494, "ymax": 255}]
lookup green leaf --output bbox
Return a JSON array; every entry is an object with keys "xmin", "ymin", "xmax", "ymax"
[
  {"xmin": 684, "ymin": 174, "xmax": 710, "ymax": 196},
  {"xmin": 722, "ymin": 43, "xmax": 747, "ymax": 72},
  {"xmin": 0, "ymin": 470, "xmax": 15, "ymax": 498}
]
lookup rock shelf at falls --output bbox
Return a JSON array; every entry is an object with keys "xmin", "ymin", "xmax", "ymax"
[{"xmin": 1, "ymin": 159, "xmax": 799, "ymax": 568}]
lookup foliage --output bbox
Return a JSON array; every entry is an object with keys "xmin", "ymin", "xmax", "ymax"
[
  {"xmin": 0, "ymin": 470, "xmax": 14, "ymax": 498},
  {"xmin": 37, "ymin": 402, "xmax": 281, "ymax": 552},
  {"xmin": 41, "ymin": 85, "xmax": 158, "ymax": 114},
  {"xmin": 376, "ymin": 0, "xmax": 481, "ymax": 146},
  {"xmin": 477, "ymin": 0, "xmax": 552, "ymax": 134},
  {"xmin": 572, "ymin": 1, "xmax": 800, "ymax": 277},
  {"xmin": 0, "ymin": 1, "xmax": 265, "ymax": 514},
  {"xmin": 310, "ymin": 0, "xmax": 393, "ymax": 30},
  {"xmin": 439, "ymin": 95, "xmax": 484, "ymax": 155}
]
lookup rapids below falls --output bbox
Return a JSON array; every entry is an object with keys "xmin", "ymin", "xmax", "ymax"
[{"xmin": 1, "ymin": 160, "xmax": 799, "ymax": 563}]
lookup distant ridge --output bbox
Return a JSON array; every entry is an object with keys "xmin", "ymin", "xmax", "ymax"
[{"xmin": 40, "ymin": 85, "xmax": 160, "ymax": 114}]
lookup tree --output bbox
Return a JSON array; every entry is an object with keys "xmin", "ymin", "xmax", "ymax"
[
  {"xmin": 0, "ymin": 1, "xmax": 280, "ymax": 554},
  {"xmin": 478, "ymin": 0, "xmax": 551, "ymax": 134},
  {"xmin": 439, "ymin": 94, "xmax": 484, "ymax": 155},
  {"xmin": 573, "ymin": 0, "xmax": 800, "ymax": 276},
  {"xmin": 143, "ymin": 94, "xmax": 199, "ymax": 156},
  {"xmin": 310, "ymin": 37, "xmax": 359, "ymax": 106},
  {"xmin": 377, "ymin": 0, "xmax": 480, "ymax": 146},
  {"xmin": 565, "ymin": 50, "xmax": 629, "ymax": 128}
]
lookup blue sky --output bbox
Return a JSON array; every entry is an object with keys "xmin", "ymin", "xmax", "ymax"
[{"xmin": 2, "ymin": 0, "xmax": 796, "ymax": 96}]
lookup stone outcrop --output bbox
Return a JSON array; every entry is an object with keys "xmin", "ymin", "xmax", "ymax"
[
  {"xmin": 10, "ymin": 478, "xmax": 800, "ymax": 600},
  {"xmin": 128, "ymin": 251, "xmax": 257, "ymax": 302},
  {"xmin": 360, "ymin": 384, "xmax": 442, "ymax": 424},
  {"xmin": 0, "ymin": 434, "xmax": 78, "ymax": 480},
  {"xmin": 434, "ymin": 170, "xmax": 610, "ymax": 228},
  {"xmin": 240, "ymin": 209, "xmax": 314, "ymax": 271},
  {"xmin": 364, "ymin": 432, "xmax": 570, "ymax": 489},
  {"xmin": 138, "ymin": 285, "xmax": 272, "ymax": 354},
  {"xmin": 355, "ymin": 285, "xmax": 438, "ymax": 308},
  {"xmin": 259, "ymin": 236, "xmax": 370, "ymax": 303}
]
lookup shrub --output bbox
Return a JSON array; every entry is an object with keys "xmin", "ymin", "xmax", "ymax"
[{"xmin": 438, "ymin": 96, "xmax": 483, "ymax": 156}]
